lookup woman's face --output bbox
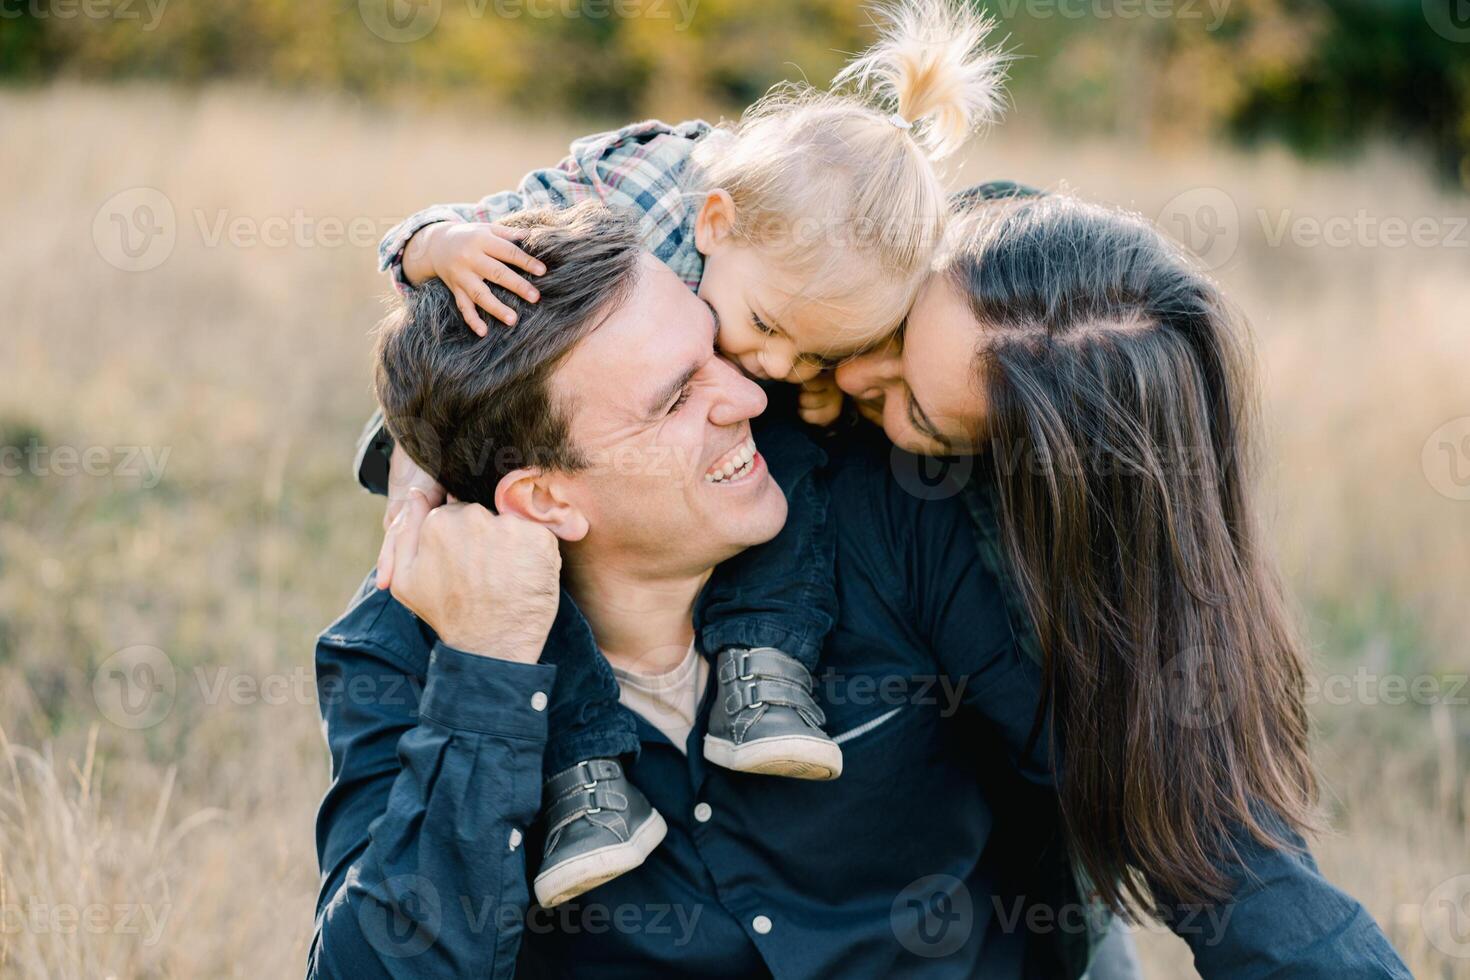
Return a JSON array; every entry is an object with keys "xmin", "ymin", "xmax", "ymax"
[{"xmin": 834, "ymin": 273, "xmax": 987, "ymax": 456}]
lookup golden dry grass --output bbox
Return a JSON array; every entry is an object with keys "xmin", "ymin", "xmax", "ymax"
[{"xmin": 0, "ymin": 81, "xmax": 1466, "ymax": 978}]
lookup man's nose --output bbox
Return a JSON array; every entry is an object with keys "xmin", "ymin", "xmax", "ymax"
[
  {"xmin": 835, "ymin": 341, "xmax": 901, "ymax": 397},
  {"xmin": 709, "ymin": 355, "xmax": 768, "ymax": 426}
]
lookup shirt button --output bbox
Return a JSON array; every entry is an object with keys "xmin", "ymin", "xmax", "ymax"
[
  {"xmin": 530, "ymin": 691, "xmax": 548, "ymax": 711},
  {"xmin": 508, "ymin": 828, "xmax": 523, "ymax": 850},
  {"xmin": 693, "ymin": 802, "xmax": 713, "ymax": 823},
  {"xmin": 752, "ymin": 915, "xmax": 773, "ymax": 935}
]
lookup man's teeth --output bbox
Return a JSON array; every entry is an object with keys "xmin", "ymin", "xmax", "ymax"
[{"xmin": 705, "ymin": 437, "xmax": 756, "ymax": 484}]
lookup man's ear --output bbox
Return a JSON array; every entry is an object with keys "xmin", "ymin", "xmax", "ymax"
[
  {"xmin": 494, "ymin": 468, "xmax": 589, "ymax": 542},
  {"xmin": 694, "ymin": 188, "xmax": 737, "ymax": 255}
]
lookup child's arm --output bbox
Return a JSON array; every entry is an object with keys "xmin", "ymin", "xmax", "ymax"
[
  {"xmin": 379, "ymin": 185, "xmax": 555, "ymax": 296},
  {"xmin": 378, "ymin": 119, "xmax": 711, "ymax": 331},
  {"xmin": 400, "ymin": 221, "xmax": 545, "ymax": 335}
]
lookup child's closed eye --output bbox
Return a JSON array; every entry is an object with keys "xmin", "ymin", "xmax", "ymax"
[
  {"xmin": 798, "ymin": 352, "xmax": 842, "ymax": 373},
  {"xmin": 751, "ymin": 312, "xmax": 778, "ymax": 337}
]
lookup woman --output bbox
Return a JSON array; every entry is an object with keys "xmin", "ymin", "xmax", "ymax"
[{"xmin": 835, "ymin": 185, "xmax": 1406, "ymax": 974}]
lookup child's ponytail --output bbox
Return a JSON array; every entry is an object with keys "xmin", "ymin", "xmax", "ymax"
[
  {"xmin": 835, "ymin": 0, "xmax": 1010, "ymax": 160},
  {"xmin": 690, "ymin": 0, "xmax": 1010, "ymax": 346}
]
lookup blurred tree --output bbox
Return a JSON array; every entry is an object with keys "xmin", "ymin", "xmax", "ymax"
[
  {"xmin": 1228, "ymin": 0, "xmax": 1470, "ymax": 189},
  {"xmin": 2, "ymin": 0, "xmax": 1464, "ymax": 187},
  {"xmin": 0, "ymin": 4, "xmax": 51, "ymax": 76}
]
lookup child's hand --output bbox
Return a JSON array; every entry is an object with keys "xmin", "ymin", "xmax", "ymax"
[
  {"xmin": 797, "ymin": 372, "xmax": 845, "ymax": 426},
  {"xmin": 377, "ymin": 444, "xmax": 446, "ymax": 590},
  {"xmin": 408, "ymin": 222, "xmax": 547, "ymax": 336}
]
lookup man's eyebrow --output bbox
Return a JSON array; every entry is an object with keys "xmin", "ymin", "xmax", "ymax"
[{"xmin": 643, "ymin": 300, "xmax": 719, "ymax": 418}]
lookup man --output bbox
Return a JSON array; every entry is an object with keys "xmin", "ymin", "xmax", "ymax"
[{"xmin": 310, "ymin": 202, "xmax": 1407, "ymax": 978}]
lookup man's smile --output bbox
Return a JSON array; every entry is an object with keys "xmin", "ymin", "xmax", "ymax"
[{"xmin": 704, "ymin": 433, "xmax": 759, "ymax": 484}]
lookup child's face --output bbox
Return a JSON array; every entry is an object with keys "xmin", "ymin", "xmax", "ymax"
[
  {"xmin": 697, "ymin": 244, "xmax": 841, "ymax": 383},
  {"xmin": 694, "ymin": 190, "xmax": 887, "ymax": 384}
]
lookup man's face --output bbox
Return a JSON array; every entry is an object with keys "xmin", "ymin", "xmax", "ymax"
[{"xmin": 549, "ymin": 254, "xmax": 788, "ymax": 573}]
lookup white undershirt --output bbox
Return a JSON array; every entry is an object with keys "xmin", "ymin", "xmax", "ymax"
[{"xmin": 610, "ymin": 640, "xmax": 709, "ymax": 754}]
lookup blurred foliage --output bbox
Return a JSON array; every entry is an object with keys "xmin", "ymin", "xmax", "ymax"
[{"xmin": 2, "ymin": 0, "xmax": 1467, "ymax": 185}]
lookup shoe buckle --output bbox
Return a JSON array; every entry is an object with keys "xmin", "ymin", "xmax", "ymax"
[{"xmin": 743, "ymin": 680, "xmax": 763, "ymax": 709}]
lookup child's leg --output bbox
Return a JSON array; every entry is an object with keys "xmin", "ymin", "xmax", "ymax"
[
  {"xmin": 539, "ymin": 597, "xmax": 640, "ymax": 775},
  {"xmin": 696, "ymin": 412, "xmax": 835, "ymax": 672},
  {"xmin": 697, "ymin": 402, "xmax": 842, "ymax": 780},
  {"xmin": 534, "ymin": 596, "xmax": 665, "ymax": 908}
]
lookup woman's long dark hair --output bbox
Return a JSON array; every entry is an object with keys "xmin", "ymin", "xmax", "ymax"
[{"xmin": 946, "ymin": 193, "xmax": 1318, "ymax": 911}]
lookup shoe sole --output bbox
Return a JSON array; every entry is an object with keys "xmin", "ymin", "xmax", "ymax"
[
  {"xmin": 703, "ymin": 734, "xmax": 843, "ymax": 780},
  {"xmin": 533, "ymin": 810, "xmax": 668, "ymax": 909}
]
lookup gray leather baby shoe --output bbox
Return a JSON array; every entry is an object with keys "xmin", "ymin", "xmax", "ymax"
[
  {"xmin": 533, "ymin": 758, "xmax": 668, "ymax": 908},
  {"xmin": 703, "ymin": 648, "xmax": 843, "ymax": 780}
]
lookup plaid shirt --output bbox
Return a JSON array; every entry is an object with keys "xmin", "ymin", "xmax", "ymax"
[{"xmin": 378, "ymin": 118, "xmax": 712, "ymax": 293}]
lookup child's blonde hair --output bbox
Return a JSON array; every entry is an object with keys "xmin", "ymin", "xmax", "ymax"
[{"xmin": 690, "ymin": 0, "xmax": 1009, "ymax": 347}]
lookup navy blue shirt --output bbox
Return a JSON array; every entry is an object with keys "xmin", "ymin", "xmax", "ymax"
[{"xmin": 309, "ymin": 439, "xmax": 1408, "ymax": 979}]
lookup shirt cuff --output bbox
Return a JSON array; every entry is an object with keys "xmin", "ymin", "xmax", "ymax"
[
  {"xmin": 419, "ymin": 642, "xmax": 557, "ymax": 741},
  {"xmin": 379, "ymin": 210, "xmax": 462, "ymax": 292}
]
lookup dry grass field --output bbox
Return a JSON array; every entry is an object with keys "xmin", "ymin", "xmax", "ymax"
[{"xmin": 1, "ymin": 82, "xmax": 1467, "ymax": 978}]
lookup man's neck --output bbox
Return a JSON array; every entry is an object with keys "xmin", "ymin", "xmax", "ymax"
[{"xmin": 562, "ymin": 554, "xmax": 712, "ymax": 676}]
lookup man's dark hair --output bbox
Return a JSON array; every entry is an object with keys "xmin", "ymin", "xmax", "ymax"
[{"xmin": 374, "ymin": 201, "xmax": 642, "ymax": 508}]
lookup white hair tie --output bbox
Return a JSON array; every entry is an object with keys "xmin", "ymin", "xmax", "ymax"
[{"xmin": 887, "ymin": 112, "xmax": 913, "ymax": 131}]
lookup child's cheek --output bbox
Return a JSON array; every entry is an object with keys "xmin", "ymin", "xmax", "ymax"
[{"xmin": 715, "ymin": 317, "xmax": 757, "ymax": 357}]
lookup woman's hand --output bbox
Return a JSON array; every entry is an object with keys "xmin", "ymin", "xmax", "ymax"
[
  {"xmin": 797, "ymin": 371, "xmax": 845, "ymax": 426},
  {"xmin": 401, "ymin": 221, "xmax": 547, "ymax": 335},
  {"xmin": 376, "ymin": 444, "xmax": 445, "ymax": 590}
]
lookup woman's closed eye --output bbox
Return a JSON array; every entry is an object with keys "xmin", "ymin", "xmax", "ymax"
[
  {"xmin": 797, "ymin": 352, "xmax": 842, "ymax": 373},
  {"xmin": 906, "ymin": 390, "xmax": 945, "ymax": 445}
]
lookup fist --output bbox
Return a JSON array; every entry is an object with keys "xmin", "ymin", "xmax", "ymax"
[
  {"xmin": 375, "ymin": 443, "xmax": 446, "ymax": 592},
  {"xmin": 383, "ymin": 443, "xmax": 446, "ymax": 531},
  {"xmin": 384, "ymin": 492, "xmax": 562, "ymax": 663}
]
